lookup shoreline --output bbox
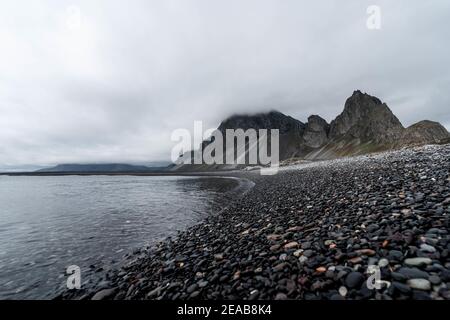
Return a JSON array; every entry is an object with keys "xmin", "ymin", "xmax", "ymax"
[
  {"xmin": 53, "ymin": 174, "xmax": 254, "ymax": 300},
  {"xmin": 0, "ymin": 174, "xmax": 252, "ymax": 300},
  {"xmin": 60, "ymin": 144, "xmax": 450, "ymax": 300}
]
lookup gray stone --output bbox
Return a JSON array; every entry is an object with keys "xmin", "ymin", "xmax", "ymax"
[
  {"xmin": 338, "ymin": 286, "xmax": 348, "ymax": 297},
  {"xmin": 91, "ymin": 288, "xmax": 117, "ymax": 300},
  {"xmin": 419, "ymin": 243, "xmax": 436, "ymax": 253},
  {"xmin": 404, "ymin": 257, "xmax": 432, "ymax": 267},
  {"xmin": 186, "ymin": 283, "xmax": 198, "ymax": 293},
  {"xmin": 275, "ymin": 293, "xmax": 288, "ymax": 300},
  {"xmin": 398, "ymin": 267, "xmax": 430, "ymax": 279},
  {"xmin": 378, "ymin": 258, "xmax": 389, "ymax": 268},
  {"xmin": 387, "ymin": 250, "xmax": 403, "ymax": 261},
  {"xmin": 303, "ymin": 250, "xmax": 314, "ymax": 257},
  {"xmin": 298, "ymin": 256, "xmax": 308, "ymax": 264},
  {"xmin": 392, "ymin": 282, "xmax": 411, "ymax": 294},
  {"xmin": 407, "ymin": 279, "xmax": 431, "ymax": 291},
  {"xmin": 345, "ymin": 272, "xmax": 365, "ymax": 289},
  {"xmin": 428, "ymin": 275, "xmax": 441, "ymax": 285}
]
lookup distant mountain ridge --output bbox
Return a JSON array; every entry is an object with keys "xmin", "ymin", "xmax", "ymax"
[
  {"xmin": 37, "ymin": 163, "xmax": 167, "ymax": 173},
  {"xmin": 174, "ymin": 90, "xmax": 449, "ymax": 170}
]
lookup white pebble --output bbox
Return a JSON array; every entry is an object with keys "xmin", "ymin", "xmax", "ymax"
[
  {"xmin": 378, "ymin": 258, "xmax": 389, "ymax": 268},
  {"xmin": 338, "ymin": 286, "xmax": 348, "ymax": 297}
]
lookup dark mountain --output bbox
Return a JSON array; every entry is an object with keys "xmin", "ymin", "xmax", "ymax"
[
  {"xmin": 174, "ymin": 90, "xmax": 449, "ymax": 170},
  {"xmin": 329, "ymin": 90, "xmax": 404, "ymax": 144},
  {"xmin": 36, "ymin": 163, "xmax": 167, "ymax": 173},
  {"xmin": 217, "ymin": 111, "xmax": 304, "ymax": 134},
  {"xmin": 215, "ymin": 111, "xmax": 307, "ymax": 160},
  {"xmin": 302, "ymin": 115, "xmax": 330, "ymax": 149}
]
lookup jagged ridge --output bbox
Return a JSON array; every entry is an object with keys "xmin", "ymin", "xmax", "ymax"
[{"xmin": 176, "ymin": 90, "xmax": 449, "ymax": 168}]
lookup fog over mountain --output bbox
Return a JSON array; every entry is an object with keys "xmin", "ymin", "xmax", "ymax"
[{"xmin": 1, "ymin": 1, "xmax": 449, "ymax": 170}]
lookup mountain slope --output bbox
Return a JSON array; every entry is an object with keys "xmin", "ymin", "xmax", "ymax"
[{"xmin": 399, "ymin": 120, "xmax": 450, "ymax": 146}]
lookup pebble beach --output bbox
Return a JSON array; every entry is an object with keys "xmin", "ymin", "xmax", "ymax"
[{"xmin": 62, "ymin": 144, "xmax": 450, "ymax": 300}]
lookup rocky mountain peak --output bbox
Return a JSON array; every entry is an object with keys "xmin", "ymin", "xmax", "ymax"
[
  {"xmin": 307, "ymin": 115, "xmax": 329, "ymax": 130},
  {"xmin": 303, "ymin": 115, "xmax": 330, "ymax": 148},
  {"xmin": 329, "ymin": 90, "xmax": 404, "ymax": 144}
]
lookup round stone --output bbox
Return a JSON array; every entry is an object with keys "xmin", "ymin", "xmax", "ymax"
[
  {"xmin": 407, "ymin": 279, "xmax": 431, "ymax": 291},
  {"xmin": 298, "ymin": 256, "xmax": 308, "ymax": 264},
  {"xmin": 303, "ymin": 250, "xmax": 314, "ymax": 257},
  {"xmin": 420, "ymin": 243, "xmax": 436, "ymax": 253},
  {"xmin": 428, "ymin": 275, "xmax": 441, "ymax": 285},
  {"xmin": 284, "ymin": 241, "xmax": 299, "ymax": 250},
  {"xmin": 378, "ymin": 258, "xmax": 389, "ymax": 268},
  {"xmin": 387, "ymin": 250, "xmax": 403, "ymax": 261},
  {"xmin": 398, "ymin": 267, "xmax": 429, "ymax": 279},
  {"xmin": 338, "ymin": 286, "xmax": 348, "ymax": 297},
  {"xmin": 275, "ymin": 293, "xmax": 287, "ymax": 300},
  {"xmin": 345, "ymin": 272, "xmax": 365, "ymax": 289},
  {"xmin": 404, "ymin": 257, "xmax": 432, "ymax": 267}
]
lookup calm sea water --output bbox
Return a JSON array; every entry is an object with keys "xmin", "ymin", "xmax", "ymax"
[{"xmin": 0, "ymin": 175, "xmax": 247, "ymax": 299}]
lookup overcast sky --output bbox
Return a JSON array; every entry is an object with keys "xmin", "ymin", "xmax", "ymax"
[{"xmin": 0, "ymin": 0, "xmax": 449, "ymax": 169}]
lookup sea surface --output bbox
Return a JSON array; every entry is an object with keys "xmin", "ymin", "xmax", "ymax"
[{"xmin": 0, "ymin": 175, "xmax": 249, "ymax": 299}]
